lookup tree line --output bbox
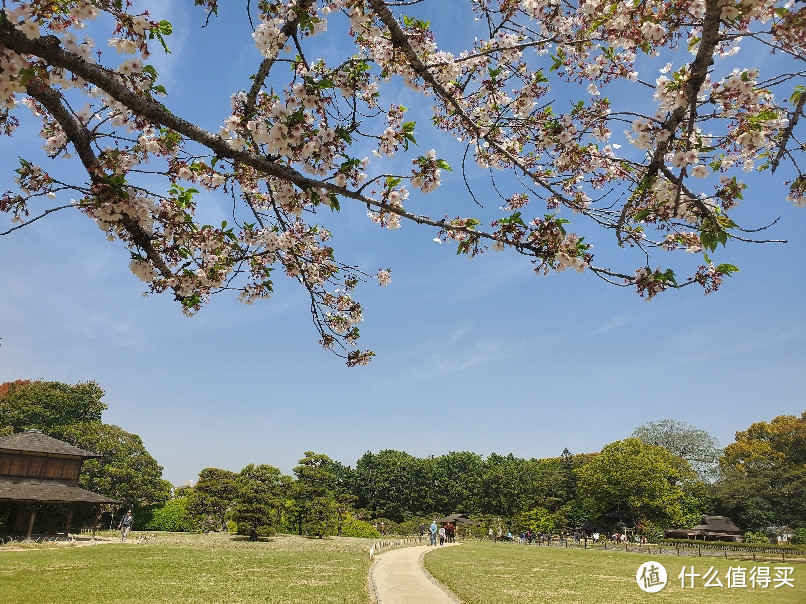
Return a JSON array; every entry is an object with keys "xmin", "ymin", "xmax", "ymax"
[{"xmin": 1, "ymin": 381, "xmax": 803, "ymax": 540}]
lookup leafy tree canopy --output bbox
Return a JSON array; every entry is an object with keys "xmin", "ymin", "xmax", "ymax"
[
  {"xmin": 232, "ymin": 463, "xmax": 292, "ymax": 536},
  {"xmin": 632, "ymin": 419, "xmax": 722, "ymax": 482},
  {"xmin": 575, "ymin": 438, "xmax": 707, "ymax": 529},
  {"xmin": 0, "ymin": 379, "xmax": 106, "ymax": 435},
  {"xmin": 715, "ymin": 412, "xmax": 806, "ymax": 529},
  {"xmin": 187, "ymin": 467, "xmax": 239, "ymax": 531}
]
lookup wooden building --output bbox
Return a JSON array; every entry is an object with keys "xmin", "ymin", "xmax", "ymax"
[
  {"xmin": 0, "ymin": 430, "xmax": 117, "ymax": 539},
  {"xmin": 664, "ymin": 515, "xmax": 743, "ymax": 542}
]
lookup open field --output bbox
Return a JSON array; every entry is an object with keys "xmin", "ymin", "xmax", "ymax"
[
  {"xmin": 2, "ymin": 532, "xmax": 804, "ymax": 603},
  {"xmin": 423, "ymin": 541, "xmax": 805, "ymax": 603},
  {"xmin": 0, "ymin": 532, "xmax": 373, "ymax": 604}
]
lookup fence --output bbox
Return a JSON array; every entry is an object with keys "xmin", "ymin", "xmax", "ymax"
[{"xmin": 368, "ymin": 536, "xmax": 426, "ymax": 559}]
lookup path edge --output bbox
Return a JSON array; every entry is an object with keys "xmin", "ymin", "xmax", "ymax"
[{"xmin": 418, "ymin": 544, "xmax": 463, "ymax": 604}]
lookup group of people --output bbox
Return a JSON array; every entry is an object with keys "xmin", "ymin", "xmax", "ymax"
[{"xmin": 424, "ymin": 520, "xmax": 455, "ymax": 546}]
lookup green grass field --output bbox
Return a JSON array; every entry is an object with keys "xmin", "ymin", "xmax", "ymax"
[
  {"xmin": 0, "ymin": 533, "xmax": 373, "ymax": 604},
  {"xmin": 423, "ymin": 541, "xmax": 805, "ymax": 603},
  {"xmin": 1, "ymin": 534, "xmax": 803, "ymax": 603}
]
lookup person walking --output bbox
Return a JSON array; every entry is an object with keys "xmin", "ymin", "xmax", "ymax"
[
  {"xmin": 429, "ymin": 520, "xmax": 438, "ymax": 546},
  {"xmin": 438, "ymin": 525, "xmax": 446, "ymax": 546},
  {"xmin": 118, "ymin": 510, "xmax": 134, "ymax": 542}
]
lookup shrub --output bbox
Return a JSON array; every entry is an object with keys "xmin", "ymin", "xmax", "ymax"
[
  {"xmin": 639, "ymin": 521, "xmax": 664, "ymax": 544},
  {"xmin": 341, "ymin": 519, "xmax": 381, "ymax": 539},
  {"xmin": 791, "ymin": 528, "xmax": 806, "ymax": 545},
  {"xmin": 372, "ymin": 518, "xmax": 396, "ymax": 535},
  {"xmin": 135, "ymin": 497, "xmax": 199, "ymax": 532},
  {"xmin": 394, "ymin": 518, "xmax": 426, "ymax": 536},
  {"xmin": 743, "ymin": 531, "xmax": 770, "ymax": 544}
]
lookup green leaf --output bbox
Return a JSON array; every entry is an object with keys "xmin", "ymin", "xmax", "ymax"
[{"xmin": 18, "ymin": 67, "xmax": 37, "ymax": 87}]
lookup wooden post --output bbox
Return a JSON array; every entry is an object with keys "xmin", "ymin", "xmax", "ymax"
[
  {"xmin": 64, "ymin": 504, "xmax": 73, "ymax": 538},
  {"xmin": 25, "ymin": 504, "xmax": 36, "ymax": 540}
]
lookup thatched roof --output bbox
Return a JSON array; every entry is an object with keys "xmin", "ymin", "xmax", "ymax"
[
  {"xmin": 0, "ymin": 480, "xmax": 117, "ymax": 504},
  {"xmin": 433, "ymin": 513, "xmax": 479, "ymax": 525},
  {"xmin": 0, "ymin": 430, "xmax": 98, "ymax": 458},
  {"xmin": 691, "ymin": 516, "xmax": 742, "ymax": 534}
]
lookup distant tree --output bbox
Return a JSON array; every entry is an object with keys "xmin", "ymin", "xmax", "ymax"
[
  {"xmin": 187, "ymin": 467, "xmax": 239, "ymax": 531},
  {"xmin": 59, "ymin": 421, "xmax": 171, "ymax": 506},
  {"xmin": 576, "ymin": 438, "xmax": 708, "ymax": 529},
  {"xmin": 429, "ymin": 451, "xmax": 485, "ymax": 515},
  {"xmin": 632, "ymin": 419, "xmax": 722, "ymax": 482},
  {"xmin": 232, "ymin": 463, "xmax": 290, "ymax": 537},
  {"xmin": 353, "ymin": 449, "xmax": 421, "ymax": 521},
  {"xmin": 480, "ymin": 453, "xmax": 524, "ymax": 520},
  {"xmin": 517, "ymin": 507, "xmax": 555, "ymax": 535},
  {"xmin": 0, "ymin": 380, "xmax": 106, "ymax": 435},
  {"xmin": 714, "ymin": 412, "xmax": 806, "ymax": 530},
  {"xmin": 291, "ymin": 451, "xmax": 339, "ymax": 536},
  {"xmin": 560, "ymin": 448, "xmax": 578, "ymax": 502}
]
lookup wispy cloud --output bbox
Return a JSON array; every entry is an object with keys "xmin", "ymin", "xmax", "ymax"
[
  {"xmin": 388, "ymin": 327, "xmax": 525, "ymax": 385},
  {"xmin": 589, "ymin": 314, "xmax": 633, "ymax": 335}
]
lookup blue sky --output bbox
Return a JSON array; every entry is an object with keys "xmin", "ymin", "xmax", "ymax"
[{"xmin": 1, "ymin": 1, "xmax": 804, "ymax": 485}]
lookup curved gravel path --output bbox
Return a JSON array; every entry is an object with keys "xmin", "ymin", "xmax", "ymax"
[{"xmin": 371, "ymin": 543, "xmax": 460, "ymax": 604}]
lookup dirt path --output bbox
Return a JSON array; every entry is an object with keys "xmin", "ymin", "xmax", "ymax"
[{"xmin": 371, "ymin": 543, "xmax": 460, "ymax": 604}]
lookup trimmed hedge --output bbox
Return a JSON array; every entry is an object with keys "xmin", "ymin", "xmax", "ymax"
[
  {"xmin": 134, "ymin": 497, "xmax": 199, "ymax": 532},
  {"xmin": 340, "ymin": 519, "xmax": 381, "ymax": 539},
  {"xmin": 660, "ymin": 538, "xmax": 806, "ymax": 554}
]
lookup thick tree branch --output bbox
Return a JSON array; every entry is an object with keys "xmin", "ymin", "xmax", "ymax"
[{"xmin": 23, "ymin": 76, "xmax": 180, "ymax": 293}]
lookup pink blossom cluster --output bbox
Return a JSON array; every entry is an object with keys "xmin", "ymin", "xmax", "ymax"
[{"xmin": 0, "ymin": 0, "xmax": 803, "ymax": 362}]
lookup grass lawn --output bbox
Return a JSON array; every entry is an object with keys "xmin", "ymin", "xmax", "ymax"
[
  {"xmin": 423, "ymin": 541, "xmax": 805, "ymax": 604},
  {"xmin": 0, "ymin": 532, "xmax": 373, "ymax": 604}
]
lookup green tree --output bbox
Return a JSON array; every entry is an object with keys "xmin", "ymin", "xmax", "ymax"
[
  {"xmin": 714, "ymin": 412, "xmax": 806, "ymax": 530},
  {"xmin": 353, "ymin": 450, "xmax": 422, "ymax": 521},
  {"xmin": 430, "ymin": 452, "xmax": 485, "ymax": 515},
  {"xmin": 232, "ymin": 464, "xmax": 290, "ymax": 537},
  {"xmin": 479, "ymin": 453, "xmax": 524, "ymax": 521},
  {"xmin": 632, "ymin": 419, "xmax": 722, "ymax": 482},
  {"xmin": 187, "ymin": 468, "xmax": 239, "ymax": 531},
  {"xmin": 0, "ymin": 380, "xmax": 106, "ymax": 435},
  {"xmin": 575, "ymin": 438, "xmax": 707, "ymax": 529},
  {"xmin": 517, "ymin": 507, "xmax": 555, "ymax": 535},
  {"xmin": 59, "ymin": 421, "xmax": 171, "ymax": 506},
  {"xmin": 291, "ymin": 451, "xmax": 339, "ymax": 536}
]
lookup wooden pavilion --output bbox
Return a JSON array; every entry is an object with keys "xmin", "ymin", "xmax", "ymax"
[
  {"xmin": 664, "ymin": 515, "xmax": 743, "ymax": 542},
  {"xmin": 0, "ymin": 430, "xmax": 117, "ymax": 539}
]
